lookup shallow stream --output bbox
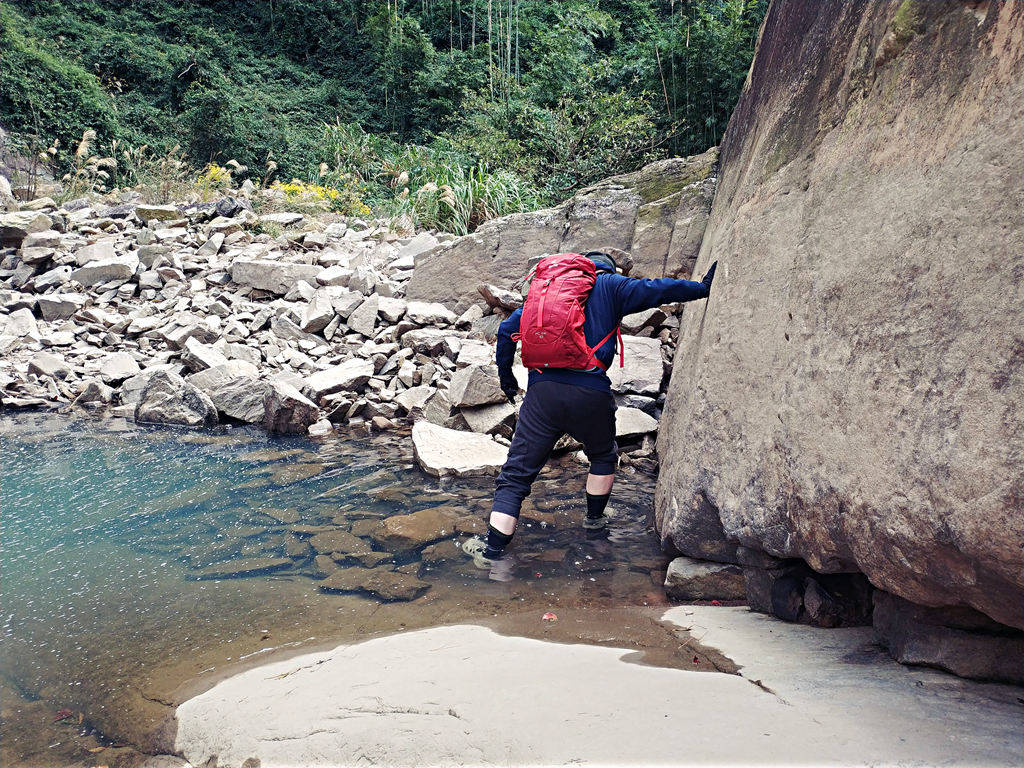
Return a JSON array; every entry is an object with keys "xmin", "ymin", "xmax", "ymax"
[{"xmin": 1, "ymin": 412, "xmax": 709, "ymax": 766}]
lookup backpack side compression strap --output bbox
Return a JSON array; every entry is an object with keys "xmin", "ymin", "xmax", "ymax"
[{"xmin": 585, "ymin": 326, "xmax": 624, "ymax": 371}]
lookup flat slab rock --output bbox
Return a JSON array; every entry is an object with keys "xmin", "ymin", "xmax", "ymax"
[
  {"xmin": 318, "ymin": 566, "xmax": 429, "ymax": 602},
  {"xmin": 664, "ymin": 556, "xmax": 745, "ymax": 601},
  {"xmin": 369, "ymin": 505, "xmax": 481, "ymax": 551},
  {"xmin": 173, "ymin": 609, "xmax": 1023, "ymax": 768},
  {"xmin": 411, "ymin": 420, "xmax": 508, "ymax": 477},
  {"xmin": 192, "ymin": 557, "xmax": 291, "ymax": 580}
]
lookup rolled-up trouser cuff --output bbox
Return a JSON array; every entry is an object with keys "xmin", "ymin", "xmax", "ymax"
[
  {"xmin": 490, "ymin": 494, "xmax": 525, "ymax": 519},
  {"xmin": 588, "ymin": 457, "xmax": 618, "ymax": 475}
]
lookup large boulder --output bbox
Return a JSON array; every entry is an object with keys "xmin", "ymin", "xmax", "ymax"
[
  {"xmin": 406, "ymin": 150, "xmax": 717, "ymax": 312},
  {"xmin": 202, "ymin": 375, "xmax": 268, "ymax": 424},
  {"xmin": 655, "ymin": 0, "xmax": 1024, "ymax": 655},
  {"xmin": 412, "ymin": 421, "xmax": 509, "ymax": 477},
  {"xmin": 263, "ymin": 381, "xmax": 320, "ymax": 434},
  {"xmin": 135, "ymin": 371, "xmax": 218, "ymax": 428}
]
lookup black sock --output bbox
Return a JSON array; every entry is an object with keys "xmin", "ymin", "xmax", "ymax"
[
  {"xmin": 484, "ymin": 524, "xmax": 513, "ymax": 559},
  {"xmin": 586, "ymin": 492, "xmax": 611, "ymax": 519}
]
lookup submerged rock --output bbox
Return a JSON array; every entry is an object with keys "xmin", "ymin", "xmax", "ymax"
[
  {"xmin": 370, "ymin": 505, "xmax": 467, "ymax": 552},
  {"xmin": 318, "ymin": 566, "xmax": 430, "ymax": 602},
  {"xmin": 193, "ymin": 557, "xmax": 292, "ymax": 580}
]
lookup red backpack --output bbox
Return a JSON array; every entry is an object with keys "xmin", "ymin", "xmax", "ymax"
[{"xmin": 513, "ymin": 253, "xmax": 623, "ymax": 371}]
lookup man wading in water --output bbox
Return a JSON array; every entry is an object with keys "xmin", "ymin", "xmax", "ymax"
[{"xmin": 463, "ymin": 249, "xmax": 717, "ymax": 568}]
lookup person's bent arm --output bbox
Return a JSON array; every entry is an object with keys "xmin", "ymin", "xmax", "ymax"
[
  {"xmin": 495, "ymin": 308, "xmax": 522, "ymax": 401},
  {"xmin": 613, "ymin": 261, "xmax": 718, "ymax": 316}
]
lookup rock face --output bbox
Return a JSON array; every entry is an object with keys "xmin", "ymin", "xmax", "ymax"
[
  {"xmin": 655, "ymin": 0, "xmax": 1024, "ymax": 651},
  {"xmin": 407, "ymin": 148, "xmax": 717, "ymax": 311},
  {"xmin": 135, "ymin": 371, "xmax": 218, "ymax": 428}
]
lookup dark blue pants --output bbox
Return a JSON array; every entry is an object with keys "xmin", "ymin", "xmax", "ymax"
[{"xmin": 492, "ymin": 381, "xmax": 618, "ymax": 518}]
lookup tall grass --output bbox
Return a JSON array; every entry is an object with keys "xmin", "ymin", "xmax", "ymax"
[{"xmin": 322, "ymin": 120, "xmax": 540, "ymax": 235}]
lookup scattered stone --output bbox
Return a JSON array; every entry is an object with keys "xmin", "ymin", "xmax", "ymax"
[
  {"xmin": 461, "ymin": 402, "xmax": 515, "ymax": 435},
  {"xmin": 230, "ymin": 259, "xmax": 322, "ymax": 295},
  {"xmin": 135, "ymin": 371, "xmax": 219, "ymax": 428},
  {"xmin": 608, "ymin": 335, "xmax": 664, "ymax": 395},
  {"xmin": 70, "ymin": 254, "xmax": 139, "ymax": 288},
  {"xmin": 1, "ymin": 307, "xmax": 39, "ymax": 337},
  {"xmin": 406, "ymin": 300, "xmax": 457, "ymax": 326},
  {"xmin": 304, "ymin": 358, "xmax": 374, "ymax": 400},
  {"xmin": 136, "ymin": 204, "xmax": 181, "ymax": 221},
  {"xmin": 299, "ymin": 291, "xmax": 335, "ymax": 333},
  {"xmin": 74, "ymin": 241, "xmax": 117, "ymax": 266},
  {"xmin": 100, "ymin": 352, "xmax": 142, "ymax": 385},
  {"xmin": 448, "ymin": 364, "xmax": 506, "ymax": 407},
  {"xmin": 615, "ymin": 407, "xmax": 658, "ymax": 438},
  {"xmin": 0, "ymin": 211, "xmax": 51, "ymax": 247},
  {"xmin": 36, "ymin": 293, "xmax": 87, "ymax": 321},
  {"xmin": 395, "ymin": 385, "xmax": 434, "ymax": 415},
  {"xmin": 259, "ymin": 212, "xmax": 304, "ymax": 226},
  {"xmin": 347, "ymin": 294, "xmax": 379, "ymax": 337},
  {"xmin": 412, "ymin": 421, "xmax": 508, "ymax": 477},
  {"xmin": 477, "ymin": 283, "xmax": 523, "ymax": 311},
  {"xmin": 205, "ymin": 376, "xmax": 268, "ymax": 423},
  {"xmin": 28, "ymin": 351, "xmax": 71, "ymax": 380},
  {"xmin": 181, "ymin": 337, "xmax": 230, "ymax": 372},
  {"xmin": 196, "ymin": 231, "xmax": 226, "ymax": 258},
  {"xmin": 308, "ymin": 418, "xmax": 334, "ymax": 437},
  {"xmin": 75, "ymin": 379, "xmax": 115, "ymax": 405}
]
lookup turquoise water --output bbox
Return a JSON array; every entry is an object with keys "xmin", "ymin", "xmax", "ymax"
[{"xmin": 1, "ymin": 412, "xmax": 667, "ymax": 764}]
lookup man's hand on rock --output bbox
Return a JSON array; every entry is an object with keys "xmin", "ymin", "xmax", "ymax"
[{"xmin": 701, "ymin": 261, "xmax": 718, "ymax": 294}]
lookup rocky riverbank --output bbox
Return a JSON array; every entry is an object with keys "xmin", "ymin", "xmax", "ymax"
[{"xmin": 0, "ymin": 192, "xmax": 683, "ymax": 478}]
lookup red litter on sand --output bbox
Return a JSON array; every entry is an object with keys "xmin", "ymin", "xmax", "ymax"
[
  {"xmin": 542, "ymin": 612, "xmax": 557, "ymax": 622},
  {"xmin": 711, "ymin": 600, "xmax": 723, "ymax": 606}
]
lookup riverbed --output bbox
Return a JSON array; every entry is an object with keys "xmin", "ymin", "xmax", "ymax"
[{"xmin": 1, "ymin": 412, "xmax": 718, "ymax": 766}]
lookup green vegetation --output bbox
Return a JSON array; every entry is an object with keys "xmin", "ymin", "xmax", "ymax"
[{"xmin": 0, "ymin": 0, "xmax": 765, "ymax": 229}]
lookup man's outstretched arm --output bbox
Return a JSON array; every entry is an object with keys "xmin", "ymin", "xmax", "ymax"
[
  {"xmin": 612, "ymin": 261, "xmax": 718, "ymax": 316},
  {"xmin": 495, "ymin": 307, "xmax": 522, "ymax": 402}
]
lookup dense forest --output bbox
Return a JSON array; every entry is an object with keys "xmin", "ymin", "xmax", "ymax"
[{"xmin": 1, "ymin": 0, "xmax": 764, "ymax": 225}]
